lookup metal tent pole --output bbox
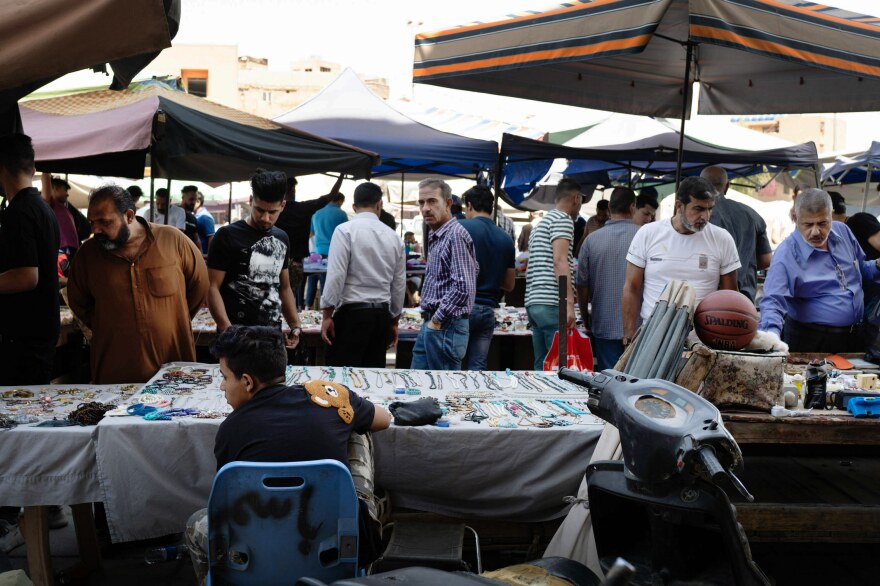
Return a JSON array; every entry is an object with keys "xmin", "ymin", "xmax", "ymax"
[
  {"xmin": 674, "ymin": 42, "xmax": 695, "ymax": 191},
  {"xmin": 164, "ymin": 178, "xmax": 171, "ymax": 225},
  {"xmin": 862, "ymin": 164, "xmax": 873, "ymax": 212},
  {"xmin": 400, "ymin": 173, "xmax": 405, "ymax": 237},
  {"xmin": 149, "ymin": 174, "xmax": 155, "ymax": 222},
  {"xmin": 558, "ymin": 275, "xmax": 568, "ymax": 371},
  {"xmin": 228, "ymin": 182, "xmax": 233, "ymax": 224}
]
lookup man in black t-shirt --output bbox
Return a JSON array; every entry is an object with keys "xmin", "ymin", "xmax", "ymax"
[
  {"xmin": 183, "ymin": 326, "xmax": 391, "ymax": 582},
  {"xmin": 275, "ymin": 175, "xmax": 344, "ymax": 308},
  {"xmin": 0, "ymin": 134, "xmax": 60, "ymax": 385},
  {"xmin": 0, "ymin": 134, "xmax": 63, "ymax": 552},
  {"xmin": 207, "ymin": 171, "xmax": 303, "ymax": 348}
]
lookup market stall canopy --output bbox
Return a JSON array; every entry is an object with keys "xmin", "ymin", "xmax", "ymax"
[
  {"xmin": 413, "ymin": 0, "xmax": 880, "ymax": 118},
  {"xmin": 0, "ymin": 0, "xmax": 179, "ymax": 131},
  {"xmin": 275, "ymin": 68, "xmax": 499, "ymax": 178},
  {"xmin": 499, "ymin": 124, "xmax": 818, "ymax": 206},
  {"xmin": 20, "ymin": 82, "xmax": 380, "ymax": 181},
  {"xmin": 822, "ymin": 141, "xmax": 880, "ymax": 185}
]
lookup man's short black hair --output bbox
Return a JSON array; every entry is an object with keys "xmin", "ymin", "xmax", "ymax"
[
  {"xmin": 404, "ymin": 231, "xmax": 415, "ymax": 237},
  {"xmin": 155, "ymin": 188, "xmax": 169, "ymax": 199},
  {"xmin": 196, "ymin": 191, "xmax": 205, "ymax": 205},
  {"xmin": 828, "ymin": 191, "xmax": 847, "ymax": 215},
  {"xmin": 210, "ymin": 325, "xmax": 287, "ymax": 383},
  {"xmin": 639, "ymin": 186, "xmax": 659, "ymax": 199},
  {"xmin": 51, "ymin": 177, "xmax": 71, "ymax": 190},
  {"xmin": 450, "ymin": 194, "xmax": 463, "ymax": 214},
  {"xmin": 251, "ymin": 170, "xmax": 287, "ymax": 203},
  {"xmin": 331, "ymin": 192, "xmax": 345, "ymax": 204},
  {"xmin": 0, "ymin": 133, "xmax": 35, "ymax": 175},
  {"xmin": 127, "ymin": 185, "xmax": 144, "ymax": 201},
  {"xmin": 462, "ymin": 185, "xmax": 494, "ymax": 214},
  {"xmin": 555, "ymin": 177, "xmax": 581, "ymax": 202},
  {"xmin": 609, "ymin": 187, "xmax": 636, "ymax": 214},
  {"xmin": 676, "ymin": 176, "xmax": 715, "ymax": 206},
  {"xmin": 90, "ymin": 185, "xmax": 135, "ymax": 215},
  {"xmin": 596, "ymin": 199, "xmax": 609, "ymax": 211},
  {"xmin": 354, "ymin": 182, "xmax": 383, "ymax": 207},
  {"xmin": 636, "ymin": 193, "xmax": 659, "ymax": 210},
  {"xmin": 181, "ymin": 185, "xmax": 198, "ymax": 194}
]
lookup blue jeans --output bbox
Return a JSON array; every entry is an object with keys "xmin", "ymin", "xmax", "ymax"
[
  {"xmin": 304, "ymin": 272, "xmax": 326, "ymax": 309},
  {"xmin": 411, "ymin": 318, "xmax": 469, "ymax": 371},
  {"xmin": 464, "ymin": 304, "xmax": 496, "ymax": 370},
  {"xmin": 592, "ymin": 337, "xmax": 624, "ymax": 372},
  {"xmin": 527, "ymin": 304, "xmax": 559, "ymax": 371}
]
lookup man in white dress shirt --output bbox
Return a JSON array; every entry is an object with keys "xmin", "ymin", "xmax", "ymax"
[
  {"xmin": 321, "ymin": 182, "xmax": 406, "ymax": 367},
  {"xmin": 136, "ymin": 187, "xmax": 187, "ymax": 229}
]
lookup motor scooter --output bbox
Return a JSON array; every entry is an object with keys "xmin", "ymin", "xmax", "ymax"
[{"xmin": 301, "ymin": 369, "xmax": 769, "ymax": 586}]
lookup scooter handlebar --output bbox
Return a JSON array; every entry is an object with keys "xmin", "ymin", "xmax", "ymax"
[
  {"xmin": 558, "ymin": 368, "xmax": 595, "ymax": 389},
  {"xmin": 697, "ymin": 445, "xmax": 727, "ymax": 484}
]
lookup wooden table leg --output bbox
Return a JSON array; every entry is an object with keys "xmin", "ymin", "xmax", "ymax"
[
  {"xmin": 71, "ymin": 503, "xmax": 102, "ymax": 571},
  {"xmin": 21, "ymin": 506, "xmax": 52, "ymax": 586}
]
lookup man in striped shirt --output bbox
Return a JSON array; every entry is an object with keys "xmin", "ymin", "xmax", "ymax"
[
  {"xmin": 525, "ymin": 178, "xmax": 582, "ymax": 370},
  {"xmin": 411, "ymin": 178, "xmax": 478, "ymax": 371}
]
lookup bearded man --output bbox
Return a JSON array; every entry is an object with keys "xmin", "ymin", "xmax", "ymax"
[
  {"xmin": 68, "ymin": 185, "xmax": 208, "ymax": 383},
  {"xmin": 621, "ymin": 176, "xmax": 740, "ymax": 346}
]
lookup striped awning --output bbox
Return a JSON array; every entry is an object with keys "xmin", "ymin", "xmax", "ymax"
[{"xmin": 414, "ymin": 0, "xmax": 880, "ymax": 116}]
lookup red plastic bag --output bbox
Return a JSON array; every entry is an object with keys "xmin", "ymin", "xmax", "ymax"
[{"xmin": 543, "ymin": 328, "xmax": 594, "ymax": 371}]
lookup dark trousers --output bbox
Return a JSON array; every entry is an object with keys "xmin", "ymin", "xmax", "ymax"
[
  {"xmin": 326, "ymin": 308, "xmax": 391, "ymax": 368},
  {"xmin": 783, "ymin": 316, "xmax": 864, "ymax": 353},
  {"xmin": 0, "ymin": 337, "xmax": 55, "ymax": 386}
]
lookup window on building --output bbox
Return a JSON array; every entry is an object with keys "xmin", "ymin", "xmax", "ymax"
[
  {"xmin": 305, "ymin": 68, "xmax": 313, "ymax": 72},
  {"xmin": 262, "ymin": 91, "xmax": 272, "ymax": 103},
  {"xmin": 320, "ymin": 66, "xmax": 331, "ymax": 72},
  {"xmin": 182, "ymin": 69, "xmax": 209, "ymax": 97}
]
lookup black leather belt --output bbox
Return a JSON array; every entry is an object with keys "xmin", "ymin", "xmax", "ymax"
[
  {"xmin": 787, "ymin": 317, "xmax": 862, "ymax": 335},
  {"xmin": 339, "ymin": 302, "xmax": 389, "ymax": 313}
]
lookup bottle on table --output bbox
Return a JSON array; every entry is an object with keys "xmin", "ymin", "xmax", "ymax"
[{"xmin": 144, "ymin": 543, "xmax": 189, "ymax": 564}]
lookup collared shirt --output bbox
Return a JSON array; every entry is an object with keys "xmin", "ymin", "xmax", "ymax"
[
  {"xmin": 195, "ymin": 207, "xmax": 216, "ymax": 253},
  {"xmin": 68, "ymin": 217, "xmax": 209, "ymax": 383},
  {"xmin": 420, "ymin": 219, "xmax": 477, "ymax": 322},
  {"xmin": 310, "ymin": 203, "xmax": 348, "ymax": 255},
  {"xmin": 708, "ymin": 194, "xmax": 772, "ymax": 301},
  {"xmin": 321, "ymin": 212, "xmax": 406, "ymax": 317},
  {"xmin": 275, "ymin": 195, "xmax": 332, "ymax": 261},
  {"xmin": 577, "ymin": 219, "xmax": 641, "ymax": 339},
  {"xmin": 759, "ymin": 221, "xmax": 880, "ymax": 336},
  {"xmin": 136, "ymin": 204, "xmax": 187, "ymax": 230},
  {"xmin": 50, "ymin": 199, "xmax": 79, "ymax": 249}
]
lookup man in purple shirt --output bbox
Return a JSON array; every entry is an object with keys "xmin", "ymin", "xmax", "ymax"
[
  {"xmin": 411, "ymin": 178, "xmax": 478, "ymax": 371},
  {"xmin": 48, "ymin": 177, "xmax": 90, "ymax": 256}
]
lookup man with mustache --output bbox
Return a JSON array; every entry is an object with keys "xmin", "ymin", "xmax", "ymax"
[
  {"xmin": 760, "ymin": 188, "xmax": 880, "ymax": 353},
  {"xmin": 67, "ymin": 185, "xmax": 208, "ymax": 383},
  {"xmin": 622, "ymin": 176, "xmax": 740, "ymax": 347}
]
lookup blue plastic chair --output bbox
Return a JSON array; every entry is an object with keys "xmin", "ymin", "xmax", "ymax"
[{"xmin": 207, "ymin": 460, "xmax": 359, "ymax": 585}]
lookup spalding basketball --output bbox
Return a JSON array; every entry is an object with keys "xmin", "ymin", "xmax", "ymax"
[{"xmin": 694, "ymin": 290, "xmax": 758, "ymax": 351}]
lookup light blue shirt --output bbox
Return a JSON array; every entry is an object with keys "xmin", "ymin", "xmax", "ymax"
[
  {"xmin": 759, "ymin": 221, "xmax": 880, "ymax": 335},
  {"xmin": 310, "ymin": 203, "xmax": 348, "ymax": 256}
]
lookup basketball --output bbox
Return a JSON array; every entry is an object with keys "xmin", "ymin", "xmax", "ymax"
[{"xmin": 694, "ymin": 290, "xmax": 758, "ymax": 351}]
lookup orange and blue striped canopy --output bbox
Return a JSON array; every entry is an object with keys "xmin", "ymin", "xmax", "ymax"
[{"xmin": 414, "ymin": 0, "xmax": 880, "ymax": 116}]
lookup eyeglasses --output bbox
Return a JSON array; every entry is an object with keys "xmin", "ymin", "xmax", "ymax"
[{"xmin": 834, "ymin": 264, "xmax": 847, "ymax": 291}]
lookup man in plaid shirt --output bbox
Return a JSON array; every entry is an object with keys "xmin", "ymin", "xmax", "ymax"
[{"xmin": 412, "ymin": 178, "xmax": 478, "ymax": 370}]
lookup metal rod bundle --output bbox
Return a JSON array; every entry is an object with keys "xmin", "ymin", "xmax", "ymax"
[{"xmin": 624, "ymin": 280, "xmax": 695, "ymax": 381}]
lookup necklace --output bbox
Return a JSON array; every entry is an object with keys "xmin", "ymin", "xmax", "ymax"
[
  {"xmin": 358, "ymin": 369, "xmax": 371, "ymax": 390},
  {"xmin": 427, "ymin": 371, "xmax": 437, "ymax": 390}
]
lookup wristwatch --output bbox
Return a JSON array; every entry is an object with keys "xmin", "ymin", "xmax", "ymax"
[
  {"xmin": 430, "ymin": 318, "xmax": 443, "ymax": 328},
  {"xmin": 291, "ymin": 326, "xmax": 302, "ymax": 335}
]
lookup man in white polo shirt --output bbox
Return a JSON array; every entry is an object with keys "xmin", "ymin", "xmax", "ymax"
[{"xmin": 621, "ymin": 176, "xmax": 740, "ymax": 346}]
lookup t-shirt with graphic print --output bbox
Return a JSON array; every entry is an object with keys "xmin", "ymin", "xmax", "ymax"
[{"xmin": 207, "ymin": 220, "xmax": 291, "ymax": 328}]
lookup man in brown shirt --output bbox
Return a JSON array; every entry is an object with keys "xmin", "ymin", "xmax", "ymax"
[{"xmin": 68, "ymin": 186, "xmax": 208, "ymax": 383}]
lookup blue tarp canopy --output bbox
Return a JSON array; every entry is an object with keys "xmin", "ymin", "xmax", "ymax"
[
  {"xmin": 275, "ymin": 68, "xmax": 499, "ymax": 178},
  {"xmin": 822, "ymin": 142, "xmax": 880, "ymax": 185}
]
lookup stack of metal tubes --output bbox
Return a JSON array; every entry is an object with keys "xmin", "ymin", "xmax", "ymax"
[{"xmin": 623, "ymin": 280, "xmax": 696, "ymax": 380}]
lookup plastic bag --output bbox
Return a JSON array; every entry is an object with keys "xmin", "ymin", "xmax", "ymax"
[{"xmin": 543, "ymin": 328, "xmax": 594, "ymax": 371}]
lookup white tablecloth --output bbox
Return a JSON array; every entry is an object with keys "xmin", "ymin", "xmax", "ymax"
[{"xmin": 0, "ymin": 384, "xmax": 138, "ymax": 506}]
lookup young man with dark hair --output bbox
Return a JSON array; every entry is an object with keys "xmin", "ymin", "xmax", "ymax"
[
  {"xmin": 184, "ymin": 325, "xmax": 391, "ymax": 584},
  {"xmin": 525, "ymin": 177, "xmax": 581, "ymax": 370},
  {"xmin": 187, "ymin": 189, "xmax": 216, "ymax": 254},
  {"xmin": 68, "ymin": 185, "xmax": 208, "ymax": 383},
  {"xmin": 577, "ymin": 187, "xmax": 639, "ymax": 370},
  {"xmin": 585, "ymin": 199, "xmax": 609, "ymax": 236},
  {"xmin": 47, "ymin": 177, "xmax": 91, "ymax": 256},
  {"xmin": 460, "ymin": 185, "xmax": 516, "ymax": 370},
  {"xmin": 622, "ymin": 176, "xmax": 740, "ymax": 346},
  {"xmin": 137, "ymin": 187, "xmax": 187, "ymax": 229},
  {"xmin": 178, "ymin": 184, "xmax": 202, "ymax": 248},
  {"xmin": 207, "ymin": 170, "xmax": 302, "ymax": 349},
  {"xmin": 321, "ymin": 182, "xmax": 406, "ymax": 367},
  {"xmin": 634, "ymin": 188, "xmax": 659, "ymax": 226}
]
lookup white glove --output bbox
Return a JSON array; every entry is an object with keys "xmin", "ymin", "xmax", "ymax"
[{"xmin": 745, "ymin": 330, "xmax": 789, "ymax": 353}]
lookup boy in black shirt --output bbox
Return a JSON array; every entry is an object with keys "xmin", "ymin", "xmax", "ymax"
[{"xmin": 185, "ymin": 326, "xmax": 390, "ymax": 582}]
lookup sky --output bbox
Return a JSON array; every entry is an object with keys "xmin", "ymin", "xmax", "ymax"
[{"xmin": 173, "ymin": 0, "xmax": 880, "ymax": 132}]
